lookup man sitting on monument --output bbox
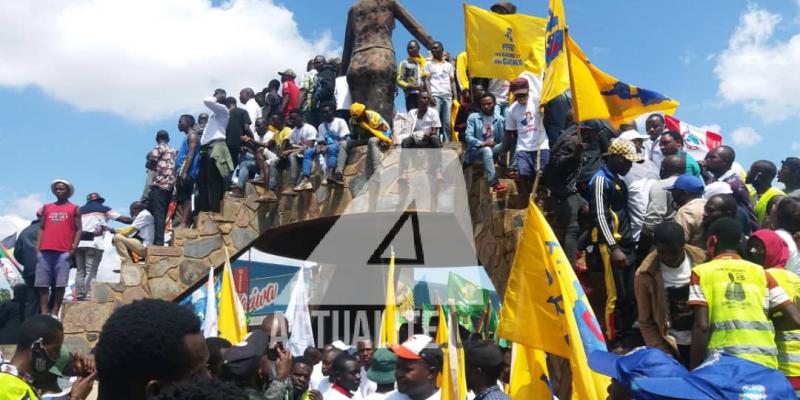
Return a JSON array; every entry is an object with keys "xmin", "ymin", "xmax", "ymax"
[
  {"xmin": 331, "ymin": 103, "xmax": 392, "ymax": 185},
  {"xmin": 463, "ymin": 92, "xmax": 506, "ymax": 192}
]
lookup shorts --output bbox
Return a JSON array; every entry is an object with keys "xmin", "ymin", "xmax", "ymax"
[
  {"xmin": 175, "ymin": 176, "xmax": 195, "ymax": 203},
  {"xmin": 35, "ymin": 250, "xmax": 72, "ymax": 288},
  {"xmin": 516, "ymin": 149, "xmax": 551, "ymax": 180}
]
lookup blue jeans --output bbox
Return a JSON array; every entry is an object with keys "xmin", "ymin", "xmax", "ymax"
[
  {"xmin": 464, "ymin": 143, "xmax": 503, "ymax": 186},
  {"xmin": 433, "ymin": 95, "xmax": 452, "ymax": 142},
  {"xmin": 237, "ymin": 159, "xmax": 258, "ymax": 190},
  {"xmin": 302, "ymin": 138, "xmax": 340, "ymax": 177}
]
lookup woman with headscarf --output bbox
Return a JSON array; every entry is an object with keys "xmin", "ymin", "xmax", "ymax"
[{"xmin": 746, "ymin": 228, "xmax": 800, "ymax": 395}]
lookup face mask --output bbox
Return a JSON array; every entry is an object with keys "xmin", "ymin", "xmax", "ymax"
[{"xmin": 31, "ymin": 338, "xmax": 56, "ymax": 373}]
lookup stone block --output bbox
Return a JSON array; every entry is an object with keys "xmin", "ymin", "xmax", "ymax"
[
  {"xmin": 167, "ymin": 266, "xmax": 180, "ymax": 281},
  {"xmin": 180, "ymin": 259, "xmax": 210, "ymax": 286},
  {"xmin": 122, "ymin": 286, "xmax": 149, "ymax": 304},
  {"xmin": 92, "ymin": 282, "xmax": 115, "ymax": 303},
  {"xmin": 63, "ymin": 302, "xmax": 114, "ymax": 334},
  {"xmin": 147, "ymin": 246, "xmax": 183, "ymax": 257},
  {"xmin": 219, "ymin": 222, "xmax": 233, "ymax": 234},
  {"xmin": 148, "ymin": 277, "xmax": 181, "ymax": 300},
  {"xmin": 232, "ymin": 228, "xmax": 257, "ymax": 250},
  {"xmin": 220, "ymin": 198, "xmax": 239, "ymax": 222},
  {"xmin": 121, "ymin": 264, "xmax": 143, "ymax": 287},
  {"xmin": 184, "ymin": 236, "xmax": 223, "ymax": 259},
  {"xmin": 236, "ymin": 206, "xmax": 253, "ymax": 228},
  {"xmin": 198, "ymin": 214, "xmax": 220, "ymax": 236},
  {"xmin": 147, "ymin": 255, "xmax": 180, "ymax": 278},
  {"xmin": 64, "ymin": 335, "xmax": 92, "ymax": 355},
  {"xmin": 174, "ymin": 228, "xmax": 198, "ymax": 240}
]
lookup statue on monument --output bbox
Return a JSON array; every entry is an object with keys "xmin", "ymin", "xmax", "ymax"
[{"xmin": 339, "ymin": 0, "xmax": 435, "ymax": 121}]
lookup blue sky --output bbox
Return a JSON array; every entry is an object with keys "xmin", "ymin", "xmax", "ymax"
[{"xmin": 2, "ymin": 0, "xmax": 799, "ymax": 236}]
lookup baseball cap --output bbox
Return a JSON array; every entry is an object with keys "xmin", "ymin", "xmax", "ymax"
[
  {"xmin": 588, "ymin": 347, "xmax": 689, "ymax": 388},
  {"xmin": 390, "ymin": 334, "xmax": 432, "ymax": 360},
  {"xmin": 278, "ymin": 68, "xmax": 296, "ymax": 78},
  {"xmin": 465, "ymin": 340, "xmax": 504, "ymax": 371},
  {"xmin": 331, "ymin": 340, "xmax": 354, "ymax": 354},
  {"xmin": 633, "ymin": 352, "xmax": 795, "ymax": 400},
  {"xmin": 618, "ymin": 129, "xmax": 649, "ymax": 141},
  {"xmin": 222, "ymin": 330, "xmax": 268, "ymax": 379},
  {"xmin": 86, "ymin": 192, "xmax": 105, "ymax": 203},
  {"xmin": 664, "ymin": 175, "xmax": 705, "ymax": 194},
  {"xmin": 703, "ymin": 181, "xmax": 733, "ymax": 199},
  {"xmin": 490, "ymin": 1, "xmax": 517, "ymax": 13},
  {"xmin": 367, "ymin": 348, "xmax": 398, "ymax": 384},
  {"xmin": 605, "ymin": 139, "xmax": 644, "ymax": 163}
]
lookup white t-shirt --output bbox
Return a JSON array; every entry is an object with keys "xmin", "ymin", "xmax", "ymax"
[
  {"xmin": 424, "ymin": 60, "xmax": 454, "ymax": 98},
  {"xmin": 310, "ymin": 362, "xmax": 325, "ymax": 391},
  {"xmin": 335, "ymin": 76, "xmax": 352, "ymax": 111},
  {"xmin": 318, "ymin": 118, "xmax": 351, "ymax": 141},
  {"xmin": 359, "ymin": 366, "xmax": 378, "ymax": 398},
  {"xmin": 480, "ymin": 115, "xmax": 496, "ymax": 141},
  {"xmin": 132, "ymin": 210, "xmax": 155, "ymax": 247},
  {"xmin": 245, "ymin": 98, "xmax": 262, "ymax": 133},
  {"xmin": 409, "ymin": 108, "xmax": 442, "ymax": 143},
  {"xmin": 201, "ymin": 97, "xmax": 230, "ymax": 145},
  {"xmin": 661, "ymin": 253, "xmax": 693, "ymax": 345},
  {"xmin": 487, "ymin": 79, "xmax": 509, "ymax": 105},
  {"xmin": 290, "ymin": 123, "xmax": 318, "ymax": 146},
  {"xmin": 363, "ymin": 392, "xmax": 391, "ymax": 400},
  {"xmin": 383, "ymin": 390, "xmax": 441, "ymax": 400},
  {"xmin": 776, "ymin": 229, "xmax": 800, "ymax": 274},
  {"xmin": 78, "ymin": 207, "xmax": 122, "ymax": 249},
  {"xmin": 505, "ymin": 101, "xmax": 549, "ymax": 152},
  {"xmin": 316, "ymin": 376, "xmax": 332, "ymax": 396}
]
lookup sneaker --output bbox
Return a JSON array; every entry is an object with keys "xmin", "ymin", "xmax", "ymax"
[
  {"xmin": 293, "ymin": 179, "xmax": 313, "ymax": 191},
  {"xmin": 321, "ymin": 177, "xmax": 328, "ymax": 186},
  {"xmin": 493, "ymin": 182, "xmax": 507, "ymax": 192},
  {"xmin": 328, "ymin": 173, "xmax": 344, "ymax": 185}
]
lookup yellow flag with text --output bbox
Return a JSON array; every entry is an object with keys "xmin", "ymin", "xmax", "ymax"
[
  {"xmin": 218, "ymin": 248, "xmax": 247, "ymax": 344},
  {"xmin": 541, "ymin": 0, "xmax": 570, "ymax": 105},
  {"xmin": 379, "ymin": 249, "xmax": 398, "ymax": 347},
  {"xmin": 498, "ymin": 199, "xmax": 610, "ymax": 400},
  {"xmin": 436, "ymin": 305, "xmax": 467, "ymax": 400},
  {"xmin": 464, "ymin": 4, "xmax": 546, "ymax": 81},
  {"xmin": 566, "ymin": 35, "xmax": 679, "ymax": 125}
]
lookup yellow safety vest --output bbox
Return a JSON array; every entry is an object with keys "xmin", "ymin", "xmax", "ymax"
[
  {"xmin": 0, "ymin": 371, "xmax": 40, "ymax": 400},
  {"xmin": 695, "ymin": 257, "xmax": 779, "ymax": 369},
  {"xmin": 750, "ymin": 187, "xmax": 785, "ymax": 226},
  {"xmin": 768, "ymin": 268, "xmax": 800, "ymax": 377}
]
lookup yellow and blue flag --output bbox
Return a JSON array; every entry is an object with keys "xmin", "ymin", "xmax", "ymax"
[
  {"xmin": 464, "ymin": 4, "xmax": 547, "ymax": 81},
  {"xmin": 508, "ymin": 343, "xmax": 554, "ymax": 399},
  {"xmin": 378, "ymin": 248, "xmax": 398, "ymax": 347},
  {"xmin": 566, "ymin": 34, "xmax": 679, "ymax": 125},
  {"xmin": 498, "ymin": 199, "xmax": 610, "ymax": 400},
  {"xmin": 436, "ymin": 304, "xmax": 468, "ymax": 400},
  {"xmin": 540, "ymin": 0, "xmax": 570, "ymax": 105},
  {"xmin": 218, "ymin": 248, "xmax": 247, "ymax": 344}
]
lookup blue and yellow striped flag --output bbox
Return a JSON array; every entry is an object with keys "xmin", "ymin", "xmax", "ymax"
[
  {"xmin": 498, "ymin": 199, "xmax": 610, "ymax": 400},
  {"xmin": 541, "ymin": 0, "xmax": 570, "ymax": 105},
  {"xmin": 566, "ymin": 33, "xmax": 679, "ymax": 125}
]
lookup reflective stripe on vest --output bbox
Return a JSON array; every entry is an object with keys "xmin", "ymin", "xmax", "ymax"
[
  {"xmin": 768, "ymin": 268, "xmax": 800, "ymax": 376},
  {"xmin": 695, "ymin": 257, "xmax": 778, "ymax": 369}
]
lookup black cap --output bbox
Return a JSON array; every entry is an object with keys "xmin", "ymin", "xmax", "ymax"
[
  {"xmin": 221, "ymin": 330, "xmax": 268, "ymax": 379},
  {"xmin": 578, "ymin": 119, "xmax": 606, "ymax": 132},
  {"xmin": 465, "ymin": 340, "xmax": 504, "ymax": 370}
]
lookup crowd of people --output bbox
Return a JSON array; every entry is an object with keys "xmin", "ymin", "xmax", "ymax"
[{"xmin": 0, "ymin": 301, "xmax": 513, "ymax": 400}]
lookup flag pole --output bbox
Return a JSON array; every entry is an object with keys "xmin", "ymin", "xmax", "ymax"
[{"xmin": 564, "ymin": 27, "xmax": 581, "ymax": 143}]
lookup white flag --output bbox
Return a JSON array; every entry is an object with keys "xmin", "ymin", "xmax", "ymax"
[
  {"xmin": 286, "ymin": 267, "xmax": 315, "ymax": 356},
  {"xmin": 202, "ymin": 268, "xmax": 218, "ymax": 338}
]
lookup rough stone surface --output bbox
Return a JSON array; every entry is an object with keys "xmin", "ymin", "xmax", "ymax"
[
  {"xmin": 148, "ymin": 255, "xmax": 180, "ymax": 279},
  {"xmin": 64, "ymin": 335, "xmax": 92, "ymax": 355},
  {"xmin": 167, "ymin": 266, "xmax": 180, "ymax": 281},
  {"xmin": 198, "ymin": 214, "xmax": 220, "ymax": 235},
  {"xmin": 86, "ymin": 333, "xmax": 98, "ymax": 342},
  {"xmin": 63, "ymin": 302, "xmax": 114, "ymax": 334},
  {"xmin": 180, "ymin": 259, "xmax": 210, "ymax": 286},
  {"xmin": 121, "ymin": 264, "xmax": 143, "ymax": 287},
  {"xmin": 122, "ymin": 286, "xmax": 149, "ymax": 304},
  {"xmin": 92, "ymin": 283, "xmax": 115, "ymax": 303},
  {"xmin": 148, "ymin": 277, "xmax": 181, "ymax": 300},
  {"xmin": 184, "ymin": 236, "xmax": 223, "ymax": 259},
  {"xmin": 232, "ymin": 228, "xmax": 257, "ymax": 250},
  {"xmin": 174, "ymin": 228, "xmax": 198, "ymax": 240},
  {"xmin": 147, "ymin": 246, "xmax": 183, "ymax": 257}
]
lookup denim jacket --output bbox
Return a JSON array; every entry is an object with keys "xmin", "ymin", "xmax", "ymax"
[{"xmin": 463, "ymin": 107, "xmax": 504, "ymax": 152}]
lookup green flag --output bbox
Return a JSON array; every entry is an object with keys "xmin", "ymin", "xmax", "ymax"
[{"xmin": 447, "ymin": 272, "xmax": 486, "ymax": 327}]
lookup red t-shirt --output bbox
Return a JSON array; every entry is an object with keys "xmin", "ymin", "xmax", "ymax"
[
  {"xmin": 281, "ymin": 79, "xmax": 300, "ymax": 118},
  {"xmin": 39, "ymin": 202, "xmax": 79, "ymax": 252}
]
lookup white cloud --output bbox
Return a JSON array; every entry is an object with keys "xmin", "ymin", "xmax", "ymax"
[
  {"xmin": 730, "ymin": 126, "xmax": 763, "ymax": 146},
  {"xmin": 0, "ymin": 193, "xmax": 44, "ymax": 239},
  {"xmin": 0, "ymin": 0, "xmax": 338, "ymax": 121},
  {"xmin": 714, "ymin": 6, "xmax": 800, "ymax": 121}
]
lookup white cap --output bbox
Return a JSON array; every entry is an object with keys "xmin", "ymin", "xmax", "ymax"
[
  {"xmin": 618, "ymin": 129, "xmax": 649, "ymax": 141},
  {"xmin": 390, "ymin": 334, "xmax": 433, "ymax": 360},
  {"xmin": 704, "ymin": 182, "xmax": 732, "ymax": 199},
  {"xmin": 332, "ymin": 340, "xmax": 354, "ymax": 354}
]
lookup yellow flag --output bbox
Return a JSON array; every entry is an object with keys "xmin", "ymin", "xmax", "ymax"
[
  {"xmin": 464, "ymin": 4, "xmax": 546, "ymax": 81},
  {"xmin": 498, "ymin": 199, "xmax": 610, "ymax": 400},
  {"xmin": 218, "ymin": 247, "xmax": 247, "ymax": 344},
  {"xmin": 566, "ymin": 34, "xmax": 679, "ymax": 125},
  {"xmin": 541, "ymin": 0, "xmax": 570, "ymax": 105},
  {"xmin": 509, "ymin": 343, "xmax": 554, "ymax": 399},
  {"xmin": 436, "ymin": 305, "xmax": 467, "ymax": 400},
  {"xmin": 379, "ymin": 248, "xmax": 398, "ymax": 347}
]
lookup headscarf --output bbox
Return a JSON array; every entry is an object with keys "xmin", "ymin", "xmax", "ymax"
[
  {"xmin": 751, "ymin": 229, "xmax": 789, "ymax": 268},
  {"xmin": 349, "ymin": 102, "xmax": 366, "ymax": 118}
]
